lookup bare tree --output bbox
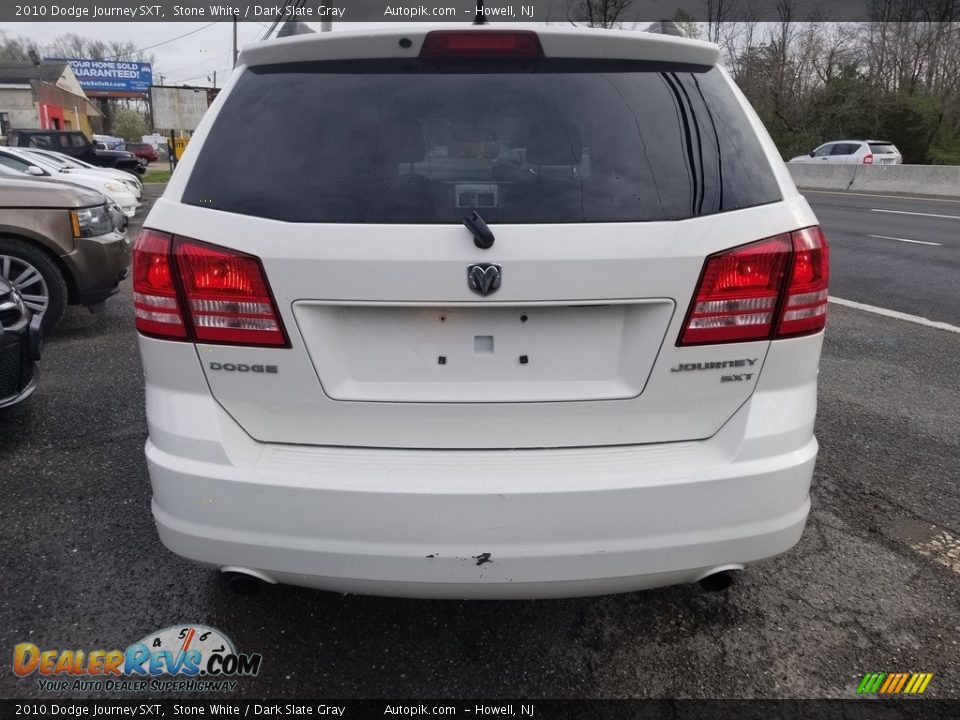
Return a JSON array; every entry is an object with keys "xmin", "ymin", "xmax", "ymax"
[
  {"xmin": 45, "ymin": 33, "xmax": 152, "ymax": 63},
  {"xmin": 706, "ymin": 0, "xmax": 740, "ymax": 43},
  {"xmin": 567, "ymin": 0, "xmax": 634, "ymax": 27},
  {"xmin": 0, "ymin": 30, "xmax": 39, "ymax": 61}
]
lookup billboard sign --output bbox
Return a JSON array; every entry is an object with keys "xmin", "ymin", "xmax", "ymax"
[
  {"xmin": 150, "ymin": 86, "xmax": 210, "ymax": 132},
  {"xmin": 49, "ymin": 58, "xmax": 153, "ymax": 96}
]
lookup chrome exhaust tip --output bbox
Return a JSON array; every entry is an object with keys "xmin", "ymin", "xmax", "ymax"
[{"xmin": 220, "ymin": 567, "xmax": 276, "ymax": 595}]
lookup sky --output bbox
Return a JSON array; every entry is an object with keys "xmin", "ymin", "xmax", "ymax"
[
  {"xmin": 4, "ymin": 20, "xmax": 664, "ymax": 88},
  {"xmin": 3, "ymin": 22, "xmax": 303, "ymax": 88}
]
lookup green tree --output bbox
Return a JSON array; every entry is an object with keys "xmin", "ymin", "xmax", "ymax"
[
  {"xmin": 672, "ymin": 10, "xmax": 701, "ymax": 39},
  {"xmin": 112, "ymin": 107, "xmax": 149, "ymax": 141}
]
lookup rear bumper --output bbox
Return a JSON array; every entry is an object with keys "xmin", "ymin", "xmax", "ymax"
[
  {"xmin": 143, "ymin": 334, "xmax": 821, "ymax": 599},
  {"xmin": 149, "ymin": 436, "xmax": 814, "ymax": 598}
]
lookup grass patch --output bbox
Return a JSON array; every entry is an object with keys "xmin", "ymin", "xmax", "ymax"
[{"xmin": 142, "ymin": 169, "xmax": 172, "ymax": 184}]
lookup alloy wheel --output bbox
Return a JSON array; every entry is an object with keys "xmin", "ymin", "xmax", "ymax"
[{"xmin": 0, "ymin": 254, "xmax": 49, "ymax": 316}]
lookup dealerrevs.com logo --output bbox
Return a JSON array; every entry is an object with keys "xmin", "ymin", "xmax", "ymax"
[{"xmin": 13, "ymin": 625, "xmax": 262, "ymax": 693}]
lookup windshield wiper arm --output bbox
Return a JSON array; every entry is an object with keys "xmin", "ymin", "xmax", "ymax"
[{"xmin": 463, "ymin": 211, "xmax": 495, "ymax": 249}]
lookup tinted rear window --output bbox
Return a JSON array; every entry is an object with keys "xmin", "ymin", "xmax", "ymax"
[
  {"xmin": 868, "ymin": 143, "xmax": 898, "ymax": 154},
  {"xmin": 183, "ymin": 59, "xmax": 781, "ymax": 223}
]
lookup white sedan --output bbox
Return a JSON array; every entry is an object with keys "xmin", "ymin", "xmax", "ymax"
[
  {"xmin": 0, "ymin": 147, "xmax": 140, "ymax": 218},
  {"xmin": 22, "ymin": 148, "xmax": 143, "ymax": 200}
]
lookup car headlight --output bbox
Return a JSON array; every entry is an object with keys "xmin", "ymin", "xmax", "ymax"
[{"xmin": 70, "ymin": 205, "xmax": 114, "ymax": 238}]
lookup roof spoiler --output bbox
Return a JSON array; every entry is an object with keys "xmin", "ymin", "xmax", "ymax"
[{"xmin": 645, "ymin": 21, "xmax": 685, "ymax": 37}]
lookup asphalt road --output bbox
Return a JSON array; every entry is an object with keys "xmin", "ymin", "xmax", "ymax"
[
  {"xmin": 805, "ymin": 190, "xmax": 960, "ymax": 324},
  {"xmin": 0, "ymin": 185, "xmax": 958, "ymax": 701}
]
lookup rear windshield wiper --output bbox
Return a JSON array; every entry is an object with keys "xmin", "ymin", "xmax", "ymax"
[{"xmin": 464, "ymin": 211, "xmax": 495, "ymax": 249}]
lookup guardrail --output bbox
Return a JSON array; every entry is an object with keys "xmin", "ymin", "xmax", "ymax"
[{"xmin": 787, "ymin": 163, "xmax": 960, "ymax": 198}]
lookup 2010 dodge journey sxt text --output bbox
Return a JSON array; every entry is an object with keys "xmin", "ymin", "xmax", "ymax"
[{"xmin": 135, "ymin": 26, "xmax": 829, "ymax": 598}]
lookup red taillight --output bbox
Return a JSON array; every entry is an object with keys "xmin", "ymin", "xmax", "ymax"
[
  {"xmin": 175, "ymin": 240, "xmax": 287, "ymax": 346},
  {"xmin": 777, "ymin": 227, "xmax": 829, "ymax": 337},
  {"xmin": 420, "ymin": 31, "xmax": 544, "ymax": 59},
  {"xmin": 133, "ymin": 231, "xmax": 288, "ymax": 347},
  {"xmin": 679, "ymin": 235, "xmax": 791, "ymax": 345},
  {"xmin": 133, "ymin": 229, "xmax": 187, "ymax": 339},
  {"xmin": 679, "ymin": 227, "xmax": 829, "ymax": 345},
  {"xmin": 863, "ymin": 154, "xmax": 874, "ymax": 164}
]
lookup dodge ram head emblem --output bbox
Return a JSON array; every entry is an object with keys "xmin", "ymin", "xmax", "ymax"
[{"xmin": 467, "ymin": 263, "xmax": 502, "ymax": 296}]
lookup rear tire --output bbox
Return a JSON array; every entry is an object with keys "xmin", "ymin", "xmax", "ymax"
[{"xmin": 0, "ymin": 237, "xmax": 69, "ymax": 334}]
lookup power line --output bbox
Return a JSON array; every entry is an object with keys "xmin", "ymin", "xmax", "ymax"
[
  {"xmin": 162, "ymin": 22, "xmax": 268, "ymax": 80},
  {"xmin": 105, "ymin": 22, "xmax": 218, "ymax": 60},
  {"xmin": 165, "ymin": 69, "xmax": 224, "ymax": 84},
  {"xmin": 161, "ymin": 49, "xmax": 229, "ymax": 76}
]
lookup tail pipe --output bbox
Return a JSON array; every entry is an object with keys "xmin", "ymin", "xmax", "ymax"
[
  {"xmin": 694, "ymin": 564, "xmax": 744, "ymax": 592},
  {"xmin": 220, "ymin": 567, "xmax": 276, "ymax": 595}
]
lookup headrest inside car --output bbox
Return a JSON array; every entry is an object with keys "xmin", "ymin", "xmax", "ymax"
[{"xmin": 525, "ymin": 120, "xmax": 583, "ymax": 166}]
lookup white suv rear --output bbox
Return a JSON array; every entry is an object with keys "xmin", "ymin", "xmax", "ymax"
[
  {"xmin": 789, "ymin": 139, "xmax": 903, "ymax": 165},
  {"xmin": 135, "ymin": 26, "xmax": 829, "ymax": 598}
]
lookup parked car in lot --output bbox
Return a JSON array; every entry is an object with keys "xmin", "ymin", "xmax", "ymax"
[
  {"xmin": 0, "ymin": 166, "xmax": 131, "ymax": 332},
  {"xmin": 20, "ymin": 148, "xmax": 143, "ymax": 200},
  {"xmin": 0, "ymin": 147, "xmax": 140, "ymax": 218},
  {"xmin": 789, "ymin": 139, "xmax": 903, "ymax": 165},
  {"xmin": 6, "ymin": 129, "xmax": 145, "ymax": 175},
  {"xmin": 0, "ymin": 276, "xmax": 42, "ymax": 409},
  {"xmin": 137, "ymin": 26, "xmax": 829, "ymax": 599},
  {"xmin": 123, "ymin": 142, "xmax": 159, "ymax": 165},
  {"xmin": 92, "ymin": 134, "xmax": 125, "ymax": 151}
]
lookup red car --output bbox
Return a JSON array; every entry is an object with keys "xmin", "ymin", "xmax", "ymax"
[{"xmin": 123, "ymin": 142, "xmax": 158, "ymax": 164}]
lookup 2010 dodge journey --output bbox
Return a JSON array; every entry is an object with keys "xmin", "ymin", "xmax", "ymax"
[{"xmin": 135, "ymin": 26, "xmax": 829, "ymax": 598}]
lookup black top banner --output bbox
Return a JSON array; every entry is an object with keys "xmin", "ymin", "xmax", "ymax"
[
  {"xmin": 1, "ymin": 700, "xmax": 960, "ymax": 720},
  {"xmin": 5, "ymin": 0, "xmax": 960, "ymax": 24}
]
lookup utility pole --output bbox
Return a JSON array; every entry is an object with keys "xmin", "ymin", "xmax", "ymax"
[
  {"xmin": 232, "ymin": 16, "xmax": 238, "ymax": 67},
  {"xmin": 212, "ymin": 70, "xmax": 217, "ymax": 89},
  {"xmin": 147, "ymin": 87, "xmax": 155, "ymax": 134}
]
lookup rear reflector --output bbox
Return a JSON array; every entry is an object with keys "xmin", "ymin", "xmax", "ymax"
[
  {"xmin": 777, "ymin": 226, "xmax": 830, "ymax": 337},
  {"xmin": 420, "ymin": 31, "xmax": 544, "ymax": 59},
  {"xmin": 679, "ymin": 226, "xmax": 829, "ymax": 345},
  {"xmin": 133, "ymin": 231, "xmax": 288, "ymax": 347}
]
